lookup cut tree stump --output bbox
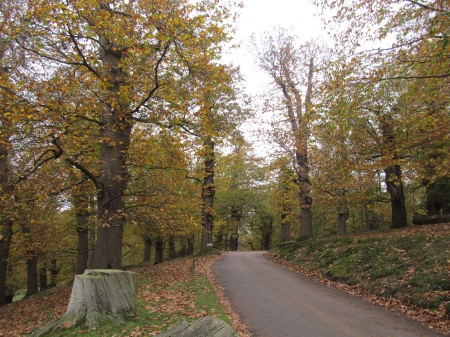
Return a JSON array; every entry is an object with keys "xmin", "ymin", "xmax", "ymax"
[
  {"xmin": 412, "ymin": 214, "xmax": 450, "ymax": 225},
  {"xmin": 31, "ymin": 269, "xmax": 138, "ymax": 336}
]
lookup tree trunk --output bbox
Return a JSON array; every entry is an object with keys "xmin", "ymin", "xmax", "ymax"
[
  {"xmin": 178, "ymin": 237, "xmax": 187, "ymax": 257},
  {"xmin": 21, "ymin": 223, "xmax": 39, "ymax": 297},
  {"xmin": 384, "ymin": 165, "xmax": 408, "ymax": 229},
  {"xmin": 201, "ymin": 138, "xmax": 215, "ymax": 250},
  {"xmin": 155, "ymin": 238, "xmax": 163, "ymax": 264},
  {"xmin": 73, "ymin": 180, "xmax": 90, "ymax": 275},
  {"xmin": 229, "ymin": 235, "xmax": 238, "ymax": 251},
  {"xmin": 26, "ymin": 255, "xmax": 39, "ymax": 297},
  {"xmin": 168, "ymin": 236, "xmax": 176, "ymax": 259},
  {"xmin": 296, "ymin": 152, "xmax": 313, "ymax": 237},
  {"xmin": 76, "ymin": 225, "xmax": 89, "ymax": 275},
  {"xmin": 90, "ymin": 32, "xmax": 132, "ymax": 269},
  {"xmin": 425, "ymin": 182, "xmax": 442, "ymax": 216},
  {"xmin": 39, "ymin": 267, "xmax": 48, "ymax": 291},
  {"xmin": 0, "ymin": 131, "xmax": 12, "ymax": 306},
  {"xmin": 143, "ymin": 235, "xmax": 152, "ymax": 263},
  {"xmin": 280, "ymin": 220, "xmax": 291, "ymax": 242},
  {"xmin": 412, "ymin": 214, "xmax": 450, "ymax": 225},
  {"xmin": 48, "ymin": 259, "xmax": 60, "ymax": 288},
  {"xmin": 187, "ymin": 234, "xmax": 194, "ymax": 255},
  {"xmin": 88, "ymin": 223, "xmax": 96, "ymax": 269},
  {"xmin": 0, "ymin": 218, "xmax": 12, "ymax": 306},
  {"xmin": 337, "ymin": 204, "xmax": 349, "ymax": 236}
]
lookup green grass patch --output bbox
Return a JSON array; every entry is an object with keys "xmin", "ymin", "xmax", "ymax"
[{"xmin": 271, "ymin": 230, "xmax": 450, "ymax": 310}]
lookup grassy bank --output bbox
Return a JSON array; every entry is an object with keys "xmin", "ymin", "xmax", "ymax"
[
  {"xmin": 268, "ymin": 223, "xmax": 450, "ymax": 334},
  {"xmin": 0, "ymin": 251, "xmax": 246, "ymax": 337}
]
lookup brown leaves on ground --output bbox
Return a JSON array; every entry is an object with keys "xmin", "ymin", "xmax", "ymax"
[
  {"xmin": 267, "ymin": 223, "xmax": 450, "ymax": 336},
  {"xmin": 0, "ymin": 285, "xmax": 71, "ymax": 337},
  {"xmin": 134, "ymin": 254, "xmax": 250, "ymax": 337},
  {"xmin": 0, "ymin": 254, "xmax": 249, "ymax": 337}
]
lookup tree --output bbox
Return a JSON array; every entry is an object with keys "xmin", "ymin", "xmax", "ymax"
[
  {"xmin": 3, "ymin": 0, "xmax": 234, "ymax": 268},
  {"xmin": 251, "ymin": 29, "xmax": 320, "ymax": 237}
]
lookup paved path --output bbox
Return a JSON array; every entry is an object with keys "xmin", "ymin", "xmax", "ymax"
[{"xmin": 212, "ymin": 251, "xmax": 443, "ymax": 337}]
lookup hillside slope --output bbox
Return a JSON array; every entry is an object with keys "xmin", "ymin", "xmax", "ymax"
[{"xmin": 268, "ymin": 223, "xmax": 450, "ymax": 335}]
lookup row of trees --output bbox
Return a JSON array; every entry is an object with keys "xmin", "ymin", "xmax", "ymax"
[
  {"xmin": 1, "ymin": 0, "xmax": 450, "ymax": 307},
  {"xmin": 248, "ymin": 0, "xmax": 450, "ymax": 239},
  {"xmin": 0, "ymin": 0, "xmax": 254, "ymax": 305}
]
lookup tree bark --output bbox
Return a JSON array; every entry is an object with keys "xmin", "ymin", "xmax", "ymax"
[
  {"xmin": 26, "ymin": 255, "xmax": 39, "ymax": 297},
  {"xmin": 412, "ymin": 214, "xmax": 450, "ymax": 225},
  {"xmin": 21, "ymin": 223, "xmax": 39, "ymax": 297},
  {"xmin": 0, "ymin": 218, "xmax": 12, "ymax": 306},
  {"xmin": 143, "ymin": 235, "xmax": 152, "ymax": 263},
  {"xmin": 72, "ymin": 178, "xmax": 91, "ymax": 275},
  {"xmin": 384, "ymin": 165, "xmax": 408, "ymax": 229},
  {"xmin": 76, "ymin": 224, "xmax": 89, "ymax": 275},
  {"xmin": 48, "ymin": 259, "xmax": 60, "ymax": 288},
  {"xmin": 168, "ymin": 236, "xmax": 176, "ymax": 259},
  {"xmin": 39, "ymin": 267, "xmax": 48, "ymax": 291},
  {"xmin": 187, "ymin": 233, "xmax": 194, "ymax": 255},
  {"xmin": 201, "ymin": 138, "xmax": 215, "ymax": 250},
  {"xmin": 33, "ymin": 270, "xmax": 138, "ymax": 335},
  {"xmin": 155, "ymin": 238, "xmax": 163, "ymax": 264},
  {"xmin": 337, "ymin": 204, "xmax": 349, "ymax": 236},
  {"xmin": 90, "ymin": 27, "xmax": 132, "ymax": 269},
  {"xmin": 0, "ymin": 129, "xmax": 12, "ymax": 306},
  {"xmin": 426, "ymin": 182, "xmax": 442, "ymax": 216},
  {"xmin": 178, "ymin": 237, "xmax": 187, "ymax": 257},
  {"xmin": 229, "ymin": 236, "xmax": 238, "ymax": 252}
]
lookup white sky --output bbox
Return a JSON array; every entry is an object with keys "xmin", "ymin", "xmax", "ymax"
[{"xmin": 224, "ymin": 0, "xmax": 324, "ymax": 95}]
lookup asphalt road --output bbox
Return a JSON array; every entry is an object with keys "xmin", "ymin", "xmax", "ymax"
[{"xmin": 212, "ymin": 251, "xmax": 443, "ymax": 337}]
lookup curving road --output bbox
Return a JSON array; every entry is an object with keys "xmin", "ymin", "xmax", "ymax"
[{"xmin": 212, "ymin": 251, "xmax": 443, "ymax": 337}]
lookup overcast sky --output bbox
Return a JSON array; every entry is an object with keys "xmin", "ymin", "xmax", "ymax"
[{"xmin": 224, "ymin": 0, "xmax": 324, "ymax": 95}]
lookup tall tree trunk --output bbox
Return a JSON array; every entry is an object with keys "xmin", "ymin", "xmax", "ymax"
[
  {"xmin": 297, "ymin": 152, "xmax": 313, "ymax": 237},
  {"xmin": 178, "ymin": 237, "xmax": 187, "ymax": 257},
  {"xmin": 26, "ymin": 256, "xmax": 39, "ymax": 297},
  {"xmin": 76, "ymin": 224, "xmax": 89, "ymax": 275},
  {"xmin": 337, "ymin": 204, "xmax": 349, "ymax": 236},
  {"xmin": 88, "ymin": 222, "xmax": 95, "ymax": 269},
  {"xmin": 426, "ymin": 182, "xmax": 442, "ymax": 216},
  {"xmin": 143, "ymin": 235, "xmax": 152, "ymax": 263},
  {"xmin": 229, "ymin": 235, "xmax": 238, "ymax": 251},
  {"xmin": 280, "ymin": 216, "xmax": 291, "ymax": 242},
  {"xmin": 75, "ymin": 198, "xmax": 89, "ymax": 274},
  {"xmin": 168, "ymin": 236, "xmax": 176, "ymax": 259},
  {"xmin": 72, "ymin": 177, "xmax": 91, "ymax": 275},
  {"xmin": 91, "ymin": 34, "xmax": 132, "ymax": 269},
  {"xmin": 201, "ymin": 138, "xmax": 215, "ymax": 250},
  {"xmin": 155, "ymin": 238, "xmax": 163, "ymax": 264},
  {"xmin": 21, "ymin": 223, "xmax": 39, "ymax": 297},
  {"xmin": 384, "ymin": 165, "xmax": 408, "ymax": 229},
  {"xmin": 48, "ymin": 259, "xmax": 60, "ymax": 288},
  {"xmin": 0, "ymin": 218, "xmax": 12, "ymax": 306},
  {"xmin": 0, "ymin": 130, "xmax": 12, "ymax": 306},
  {"xmin": 39, "ymin": 267, "xmax": 48, "ymax": 291},
  {"xmin": 187, "ymin": 233, "xmax": 194, "ymax": 255}
]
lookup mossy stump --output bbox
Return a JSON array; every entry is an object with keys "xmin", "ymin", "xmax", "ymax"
[{"xmin": 32, "ymin": 269, "xmax": 138, "ymax": 336}]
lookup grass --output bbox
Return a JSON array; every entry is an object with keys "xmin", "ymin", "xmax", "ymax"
[
  {"xmin": 57, "ymin": 281, "xmax": 225, "ymax": 336},
  {"xmin": 271, "ymin": 225, "xmax": 450, "ymax": 311},
  {"xmin": 13, "ymin": 255, "xmax": 230, "ymax": 337}
]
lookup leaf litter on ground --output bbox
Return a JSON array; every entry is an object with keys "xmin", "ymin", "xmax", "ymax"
[{"xmin": 0, "ymin": 253, "xmax": 250, "ymax": 337}]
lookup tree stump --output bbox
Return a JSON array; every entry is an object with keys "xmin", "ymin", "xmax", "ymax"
[{"xmin": 32, "ymin": 269, "xmax": 138, "ymax": 336}]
